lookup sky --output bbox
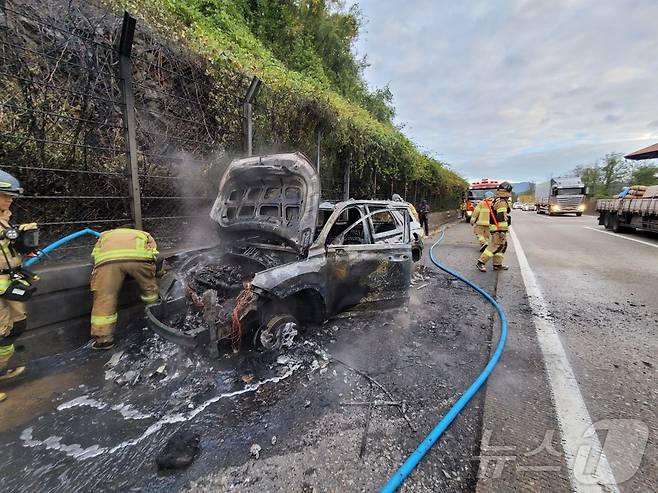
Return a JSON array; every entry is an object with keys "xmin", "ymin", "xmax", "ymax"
[{"xmin": 350, "ymin": 0, "xmax": 658, "ymax": 182}]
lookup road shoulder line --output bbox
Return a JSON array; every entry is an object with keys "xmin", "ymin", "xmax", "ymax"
[
  {"xmin": 583, "ymin": 226, "xmax": 658, "ymax": 249},
  {"xmin": 509, "ymin": 228, "xmax": 619, "ymax": 493}
]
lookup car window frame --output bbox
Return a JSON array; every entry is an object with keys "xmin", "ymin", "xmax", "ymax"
[{"xmin": 365, "ymin": 205, "xmax": 403, "ymax": 241}]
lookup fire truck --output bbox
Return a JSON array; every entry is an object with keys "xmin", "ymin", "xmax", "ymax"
[{"xmin": 462, "ymin": 179, "xmax": 500, "ymax": 222}]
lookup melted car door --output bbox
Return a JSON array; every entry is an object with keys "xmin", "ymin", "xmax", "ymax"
[{"xmin": 325, "ymin": 205, "xmax": 413, "ymax": 314}]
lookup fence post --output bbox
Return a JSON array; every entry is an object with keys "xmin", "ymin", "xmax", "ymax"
[
  {"xmin": 243, "ymin": 77, "xmax": 261, "ymax": 157},
  {"xmin": 118, "ymin": 12, "xmax": 142, "ymax": 230},
  {"xmin": 316, "ymin": 128, "xmax": 321, "ymax": 173}
]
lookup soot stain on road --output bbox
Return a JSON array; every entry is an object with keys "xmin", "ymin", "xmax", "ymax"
[{"xmin": 0, "ymin": 250, "xmax": 494, "ymax": 492}]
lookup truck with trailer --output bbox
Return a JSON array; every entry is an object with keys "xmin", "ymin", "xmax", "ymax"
[
  {"xmin": 596, "ymin": 186, "xmax": 658, "ymax": 233},
  {"xmin": 535, "ymin": 176, "xmax": 587, "ymax": 216}
]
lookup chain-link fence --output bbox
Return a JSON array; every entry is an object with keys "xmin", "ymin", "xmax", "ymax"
[
  {"xmin": 251, "ymin": 82, "xmax": 462, "ymax": 209},
  {"xmin": 0, "ymin": 0, "xmax": 249, "ymax": 261},
  {"xmin": 0, "ymin": 0, "xmax": 459, "ymax": 264}
]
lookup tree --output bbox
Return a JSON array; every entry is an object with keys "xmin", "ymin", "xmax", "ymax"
[
  {"xmin": 573, "ymin": 154, "xmax": 631, "ymax": 198},
  {"xmin": 600, "ymin": 153, "xmax": 630, "ymax": 194},
  {"xmin": 573, "ymin": 164, "xmax": 603, "ymax": 196},
  {"xmin": 630, "ymin": 164, "xmax": 658, "ymax": 186}
]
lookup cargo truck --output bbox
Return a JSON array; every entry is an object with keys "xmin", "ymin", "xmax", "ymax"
[
  {"xmin": 535, "ymin": 176, "xmax": 587, "ymax": 216},
  {"xmin": 596, "ymin": 186, "xmax": 658, "ymax": 233}
]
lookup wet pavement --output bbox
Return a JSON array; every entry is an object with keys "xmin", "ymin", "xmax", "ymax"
[
  {"xmin": 0, "ymin": 219, "xmax": 499, "ymax": 492},
  {"xmin": 1, "ymin": 213, "xmax": 656, "ymax": 492}
]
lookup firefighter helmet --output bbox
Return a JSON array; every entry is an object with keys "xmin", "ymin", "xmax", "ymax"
[
  {"xmin": 497, "ymin": 181, "xmax": 513, "ymax": 192},
  {"xmin": 0, "ymin": 170, "xmax": 23, "ymax": 196}
]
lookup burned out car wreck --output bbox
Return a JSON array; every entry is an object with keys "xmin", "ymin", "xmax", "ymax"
[{"xmin": 147, "ymin": 153, "xmax": 423, "ymax": 355}]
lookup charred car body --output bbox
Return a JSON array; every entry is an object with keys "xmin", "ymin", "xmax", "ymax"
[{"xmin": 147, "ymin": 153, "xmax": 423, "ymax": 354}]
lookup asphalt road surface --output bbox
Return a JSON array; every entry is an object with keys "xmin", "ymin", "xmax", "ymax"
[
  {"xmin": 488, "ymin": 210, "xmax": 657, "ymax": 493},
  {"xmin": 0, "ymin": 212, "xmax": 655, "ymax": 492}
]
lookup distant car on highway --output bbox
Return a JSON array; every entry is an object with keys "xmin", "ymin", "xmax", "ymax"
[
  {"xmin": 512, "ymin": 201, "xmax": 524, "ymax": 209},
  {"xmin": 522, "ymin": 203, "xmax": 536, "ymax": 211}
]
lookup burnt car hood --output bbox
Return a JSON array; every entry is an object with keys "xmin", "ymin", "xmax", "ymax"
[{"xmin": 210, "ymin": 153, "xmax": 320, "ymax": 253}]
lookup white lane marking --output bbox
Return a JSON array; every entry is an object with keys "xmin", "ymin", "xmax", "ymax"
[
  {"xmin": 509, "ymin": 228, "xmax": 619, "ymax": 493},
  {"xmin": 584, "ymin": 226, "xmax": 658, "ymax": 249}
]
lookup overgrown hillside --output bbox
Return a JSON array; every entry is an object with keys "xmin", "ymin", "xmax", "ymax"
[{"xmin": 112, "ymin": 0, "xmax": 467, "ymax": 206}]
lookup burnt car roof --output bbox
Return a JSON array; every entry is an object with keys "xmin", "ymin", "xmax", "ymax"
[
  {"xmin": 210, "ymin": 152, "xmax": 321, "ymax": 252},
  {"xmin": 320, "ymin": 199, "xmax": 409, "ymax": 210}
]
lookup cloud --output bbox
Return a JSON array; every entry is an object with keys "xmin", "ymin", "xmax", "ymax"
[{"xmin": 353, "ymin": 0, "xmax": 658, "ymax": 181}]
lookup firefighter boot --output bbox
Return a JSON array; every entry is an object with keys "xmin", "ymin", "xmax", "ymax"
[
  {"xmin": 0, "ymin": 342, "xmax": 26, "ymax": 381},
  {"xmin": 0, "ymin": 366, "xmax": 26, "ymax": 381},
  {"xmin": 493, "ymin": 264, "xmax": 509, "ymax": 271},
  {"xmin": 476, "ymin": 260, "xmax": 487, "ymax": 272},
  {"xmin": 92, "ymin": 339, "xmax": 114, "ymax": 351}
]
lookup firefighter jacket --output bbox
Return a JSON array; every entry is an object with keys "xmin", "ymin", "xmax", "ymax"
[
  {"xmin": 91, "ymin": 228, "xmax": 159, "ymax": 267},
  {"xmin": 488, "ymin": 197, "xmax": 510, "ymax": 233},
  {"xmin": 470, "ymin": 200, "xmax": 492, "ymax": 226},
  {"xmin": 0, "ymin": 210, "xmax": 22, "ymax": 295}
]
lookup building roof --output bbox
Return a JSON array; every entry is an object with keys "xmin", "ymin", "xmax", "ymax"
[{"xmin": 625, "ymin": 143, "xmax": 658, "ymax": 160}]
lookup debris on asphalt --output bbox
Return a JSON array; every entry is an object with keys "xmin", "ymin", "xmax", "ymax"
[
  {"xmin": 271, "ymin": 436, "xmax": 277, "ymax": 446},
  {"xmin": 241, "ymin": 374, "xmax": 256, "ymax": 384},
  {"xmin": 332, "ymin": 357, "xmax": 417, "ymax": 432},
  {"xmin": 156, "ymin": 430, "xmax": 201, "ymax": 471},
  {"xmin": 250, "ymin": 443, "xmax": 262, "ymax": 459},
  {"xmin": 106, "ymin": 350, "xmax": 125, "ymax": 368},
  {"xmin": 340, "ymin": 400, "xmax": 402, "ymax": 407}
]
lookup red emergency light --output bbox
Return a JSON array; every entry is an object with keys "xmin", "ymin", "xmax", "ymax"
[{"xmin": 469, "ymin": 179, "xmax": 500, "ymax": 189}]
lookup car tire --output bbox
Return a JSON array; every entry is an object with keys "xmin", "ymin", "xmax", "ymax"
[
  {"xmin": 576, "ymin": 212, "xmax": 582, "ymax": 217},
  {"xmin": 603, "ymin": 213, "xmax": 612, "ymax": 229},
  {"xmin": 611, "ymin": 214, "xmax": 621, "ymax": 233},
  {"xmin": 253, "ymin": 314, "xmax": 299, "ymax": 351}
]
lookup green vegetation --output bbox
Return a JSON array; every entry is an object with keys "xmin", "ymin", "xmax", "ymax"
[
  {"xmin": 111, "ymin": 0, "xmax": 466, "ymax": 205},
  {"xmin": 573, "ymin": 153, "xmax": 658, "ymax": 198}
]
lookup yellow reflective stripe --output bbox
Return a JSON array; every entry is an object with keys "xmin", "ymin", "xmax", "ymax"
[
  {"xmin": 482, "ymin": 249, "xmax": 494, "ymax": 258},
  {"xmin": 90, "ymin": 313, "xmax": 118, "ymax": 326},
  {"xmin": 0, "ymin": 344, "xmax": 15, "ymax": 357},
  {"xmin": 93, "ymin": 250, "xmax": 156, "ymax": 264},
  {"xmin": 0, "ymin": 279, "xmax": 11, "ymax": 295},
  {"xmin": 140, "ymin": 292, "xmax": 159, "ymax": 303}
]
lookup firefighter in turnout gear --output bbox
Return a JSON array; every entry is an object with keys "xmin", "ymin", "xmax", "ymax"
[
  {"xmin": 0, "ymin": 170, "xmax": 39, "ymax": 402},
  {"xmin": 477, "ymin": 182, "xmax": 512, "ymax": 272},
  {"xmin": 470, "ymin": 190, "xmax": 494, "ymax": 250},
  {"xmin": 90, "ymin": 228, "xmax": 160, "ymax": 350}
]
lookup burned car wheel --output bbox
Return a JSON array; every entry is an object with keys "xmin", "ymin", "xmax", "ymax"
[{"xmin": 254, "ymin": 314, "xmax": 299, "ymax": 351}]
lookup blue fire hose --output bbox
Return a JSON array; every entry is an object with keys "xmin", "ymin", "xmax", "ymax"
[
  {"xmin": 380, "ymin": 228, "xmax": 508, "ymax": 492},
  {"xmin": 23, "ymin": 228, "xmax": 101, "ymax": 267}
]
